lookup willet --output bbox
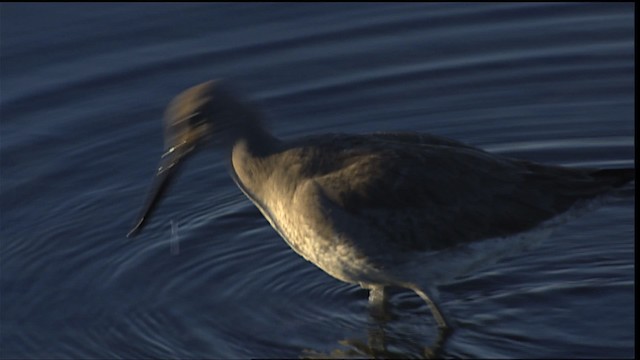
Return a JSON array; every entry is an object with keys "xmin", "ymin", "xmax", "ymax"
[{"xmin": 128, "ymin": 80, "xmax": 634, "ymax": 331}]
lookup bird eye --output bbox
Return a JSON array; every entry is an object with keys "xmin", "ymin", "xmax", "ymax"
[{"xmin": 187, "ymin": 111, "xmax": 206, "ymax": 127}]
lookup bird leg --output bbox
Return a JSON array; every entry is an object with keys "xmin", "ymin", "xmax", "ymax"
[
  {"xmin": 412, "ymin": 287, "xmax": 450, "ymax": 329},
  {"xmin": 365, "ymin": 285, "xmax": 389, "ymax": 321}
]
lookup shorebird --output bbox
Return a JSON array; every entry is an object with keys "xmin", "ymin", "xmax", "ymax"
[{"xmin": 128, "ymin": 80, "xmax": 634, "ymax": 331}]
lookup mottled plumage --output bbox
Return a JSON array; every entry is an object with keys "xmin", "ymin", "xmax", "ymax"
[{"xmin": 128, "ymin": 80, "xmax": 634, "ymax": 330}]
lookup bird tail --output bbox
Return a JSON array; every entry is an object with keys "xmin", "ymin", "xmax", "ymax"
[{"xmin": 589, "ymin": 168, "xmax": 635, "ymax": 188}]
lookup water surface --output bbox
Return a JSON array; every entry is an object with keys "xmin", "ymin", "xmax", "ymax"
[{"xmin": 0, "ymin": 3, "xmax": 634, "ymax": 358}]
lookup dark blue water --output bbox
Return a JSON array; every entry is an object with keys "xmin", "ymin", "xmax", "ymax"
[{"xmin": 0, "ymin": 3, "xmax": 634, "ymax": 359}]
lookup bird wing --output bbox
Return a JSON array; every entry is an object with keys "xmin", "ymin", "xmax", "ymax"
[{"xmin": 301, "ymin": 132, "xmax": 601, "ymax": 253}]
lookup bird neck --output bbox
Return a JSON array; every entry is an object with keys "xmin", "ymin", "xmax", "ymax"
[
  {"xmin": 228, "ymin": 110, "xmax": 281, "ymax": 195},
  {"xmin": 235, "ymin": 122, "xmax": 280, "ymax": 158}
]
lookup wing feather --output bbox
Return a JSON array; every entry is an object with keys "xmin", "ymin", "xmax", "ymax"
[{"xmin": 297, "ymin": 132, "xmax": 606, "ymax": 252}]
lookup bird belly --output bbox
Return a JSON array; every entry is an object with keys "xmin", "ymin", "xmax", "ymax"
[
  {"xmin": 268, "ymin": 206, "xmax": 393, "ymax": 285},
  {"xmin": 231, "ymin": 176, "xmax": 384, "ymax": 284}
]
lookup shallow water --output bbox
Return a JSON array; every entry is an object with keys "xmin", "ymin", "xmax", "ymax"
[{"xmin": 0, "ymin": 3, "xmax": 634, "ymax": 359}]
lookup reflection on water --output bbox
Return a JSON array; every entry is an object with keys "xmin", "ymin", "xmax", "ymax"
[
  {"xmin": 302, "ymin": 303, "xmax": 452, "ymax": 359},
  {"xmin": 0, "ymin": 3, "xmax": 634, "ymax": 359}
]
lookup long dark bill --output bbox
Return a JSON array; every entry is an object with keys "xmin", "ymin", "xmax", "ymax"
[{"xmin": 126, "ymin": 152, "xmax": 186, "ymax": 238}]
